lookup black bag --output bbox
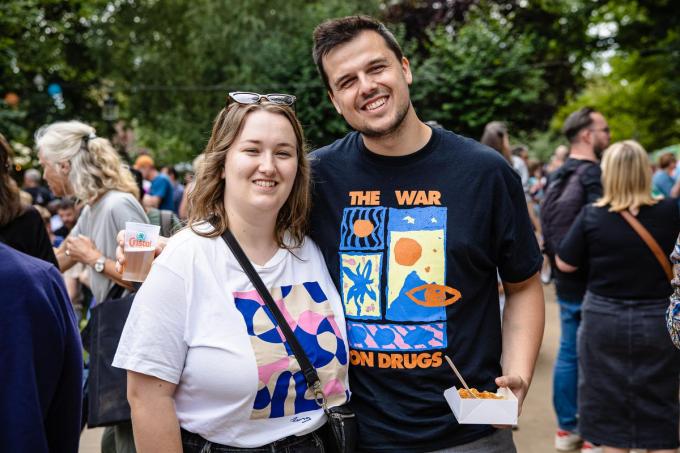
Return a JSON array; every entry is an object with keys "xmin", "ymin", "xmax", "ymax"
[
  {"xmin": 541, "ymin": 161, "xmax": 592, "ymax": 257},
  {"xmin": 84, "ymin": 284, "xmax": 135, "ymax": 427},
  {"xmin": 221, "ymin": 230, "xmax": 357, "ymax": 453}
]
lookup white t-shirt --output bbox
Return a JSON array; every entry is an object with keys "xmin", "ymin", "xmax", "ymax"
[{"xmin": 113, "ymin": 225, "xmax": 349, "ymax": 447}]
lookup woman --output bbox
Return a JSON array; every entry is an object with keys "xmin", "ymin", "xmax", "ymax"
[
  {"xmin": 557, "ymin": 140, "xmax": 680, "ymax": 453},
  {"xmin": 0, "ymin": 132, "xmax": 58, "ymax": 266},
  {"xmin": 480, "ymin": 121, "xmax": 512, "ymax": 163},
  {"xmin": 35, "ymin": 120, "xmax": 148, "ymax": 453},
  {"xmin": 113, "ymin": 95, "xmax": 349, "ymax": 452}
]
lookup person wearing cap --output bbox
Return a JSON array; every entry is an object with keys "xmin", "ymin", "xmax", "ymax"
[{"xmin": 134, "ymin": 154, "xmax": 174, "ymax": 211}]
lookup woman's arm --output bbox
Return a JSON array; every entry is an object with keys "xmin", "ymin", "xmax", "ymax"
[
  {"xmin": 667, "ymin": 234, "xmax": 680, "ymax": 349},
  {"xmin": 128, "ymin": 371, "xmax": 182, "ymax": 453},
  {"xmin": 555, "ymin": 255, "xmax": 578, "ymax": 273}
]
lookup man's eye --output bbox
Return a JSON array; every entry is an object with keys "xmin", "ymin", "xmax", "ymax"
[
  {"xmin": 370, "ymin": 65, "xmax": 385, "ymax": 73},
  {"xmin": 340, "ymin": 78, "xmax": 355, "ymax": 89}
]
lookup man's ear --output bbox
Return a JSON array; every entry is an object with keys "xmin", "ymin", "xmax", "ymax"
[
  {"xmin": 402, "ymin": 56, "xmax": 413, "ymax": 86},
  {"xmin": 328, "ymin": 90, "xmax": 342, "ymax": 115}
]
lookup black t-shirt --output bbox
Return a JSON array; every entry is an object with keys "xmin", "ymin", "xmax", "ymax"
[
  {"xmin": 559, "ymin": 199, "xmax": 680, "ymax": 299},
  {"xmin": 0, "ymin": 206, "xmax": 58, "ymax": 268},
  {"xmin": 309, "ymin": 128, "xmax": 542, "ymax": 452},
  {"xmin": 24, "ymin": 186, "xmax": 54, "ymax": 207},
  {"xmin": 549, "ymin": 158, "xmax": 602, "ymax": 301}
]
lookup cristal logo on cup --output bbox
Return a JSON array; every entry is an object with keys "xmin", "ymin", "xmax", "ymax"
[{"xmin": 128, "ymin": 231, "xmax": 152, "ymax": 248}]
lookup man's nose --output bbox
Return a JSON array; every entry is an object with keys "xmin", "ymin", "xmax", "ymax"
[{"xmin": 358, "ymin": 73, "xmax": 378, "ymax": 97}]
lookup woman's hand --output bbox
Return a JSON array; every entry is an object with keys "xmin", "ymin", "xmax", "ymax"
[
  {"xmin": 115, "ymin": 230, "xmax": 169, "ymax": 274},
  {"xmin": 64, "ymin": 234, "xmax": 101, "ymax": 266}
]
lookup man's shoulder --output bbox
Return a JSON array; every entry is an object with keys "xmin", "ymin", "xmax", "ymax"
[
  {"xmin": 0, "ymin": 243, "xmax": 59, "ymax": 288},
  {"xmin": 310, "ymin": 132, "xmax": 360, "ymax": 161}
]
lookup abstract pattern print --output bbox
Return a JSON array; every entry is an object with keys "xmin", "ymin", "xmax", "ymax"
[
  {"xmin": 234, "ymin": 282, "xmax": 348, "ymax": 419},
  {"xmin": 340, "ymin": 206, "xmax": 461, "ymax": 358}
]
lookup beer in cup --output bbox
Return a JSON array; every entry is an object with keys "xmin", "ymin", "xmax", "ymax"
[{"xmin": 122, "ymin": 222, "xmax": 160, "ymax": 282}]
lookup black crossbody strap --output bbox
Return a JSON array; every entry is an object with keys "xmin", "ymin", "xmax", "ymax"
[{"xmin": 220, "ymin": 229, "xmax": 325, "ymax": 401}]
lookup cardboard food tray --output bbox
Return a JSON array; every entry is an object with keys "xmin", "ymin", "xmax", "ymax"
[{"xmin": 444, "ymin": 386, "xmax": 518, "ymax": 425}]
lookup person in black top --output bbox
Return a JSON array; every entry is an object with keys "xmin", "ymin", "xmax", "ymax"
[
  {"xmin": 557, "ymin": 140, "xmax": 680, "ymax": 451},
  {"xmin": 0, "ymin": 133, "xmax": 57, "ymax": 267},
  {"xmin": 22, "ymin": 168, "xmax": 54, "ymax": 206},
  {"xmin": 310, "ymin": 16, "xmax": 544, "ymax": 452},
  {"xmin": 541, "ymin": 107, "xmax": 610, "ymax": 451}
]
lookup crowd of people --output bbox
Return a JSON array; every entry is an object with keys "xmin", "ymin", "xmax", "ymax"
[{"xmin": 2, "ymin": 14, "xmax": 680, "ymax": 453}]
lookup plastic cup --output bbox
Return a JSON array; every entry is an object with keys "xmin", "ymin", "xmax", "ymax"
[{"xmin": 122, "ymin": 221, "xmax": 160, "ymax": 282}]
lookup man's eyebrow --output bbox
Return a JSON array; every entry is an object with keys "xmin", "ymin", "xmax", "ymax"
[{"xmin": 333, "ymin": 57, "xmax": 390, "ymax": 88}]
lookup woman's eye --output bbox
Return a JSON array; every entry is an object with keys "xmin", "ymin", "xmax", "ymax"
[
  {"xmin": 244, "ymin": 148, "xmax": 259, "ymax": 154},
  {"xmin": 276, "ymin": 150, "xmax": 293, "ymax": 157}
]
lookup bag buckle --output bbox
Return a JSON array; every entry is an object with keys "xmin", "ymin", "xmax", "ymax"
[{"xmin": 312, "ymin": 380, "xmax": 328, "ymax": 411}]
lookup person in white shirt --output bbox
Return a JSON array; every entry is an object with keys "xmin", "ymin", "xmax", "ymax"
[{"xmin": 113, "ymin": 93, "xmax": 350, "ymax": 453}]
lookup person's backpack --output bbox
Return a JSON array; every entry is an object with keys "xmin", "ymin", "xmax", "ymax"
[
  {"xmin": 159, "ymin": 209, "xmax": 181, "ymax": 237},
  {"xmin": 541, "ymin": 162, "xmax": 593, "ymax": 257}
]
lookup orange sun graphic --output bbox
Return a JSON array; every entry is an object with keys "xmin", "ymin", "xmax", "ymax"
[
  {"xmin": 394, "ymin": 237, "xmax": 422, "ymax": 266},
  {"xmin": 353, "ymin": 219, "xmax": 375, "ymax": 238}
]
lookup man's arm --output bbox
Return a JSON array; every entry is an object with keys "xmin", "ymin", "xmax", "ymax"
[
  {"xmin": 497, "ymin": 272, "xmax": 544, "ymax": 416},
  {"xmin": 143, "ymin": 194, "xmax": 161, "ymax": 209}
]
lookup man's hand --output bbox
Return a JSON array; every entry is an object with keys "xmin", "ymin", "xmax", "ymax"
[
  {"xmin": 492, "ymin": 374, "xmax": 528, "ymax": 429},
  {"xmin": 115, "ymin": 230, "xmax": 169, "ymax": 274}
]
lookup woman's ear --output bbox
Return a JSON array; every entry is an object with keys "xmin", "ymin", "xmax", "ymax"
[{"xmin": 60, "ymin": 161, "xmax": 71, "ymax": 174}]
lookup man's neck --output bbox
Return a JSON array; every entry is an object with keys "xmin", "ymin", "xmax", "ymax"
[
  {"xmin": 567, "ymin": 143, "xmax": 597, "ymax": 163},
  {"xmin": 361, "ymin": 108, "xmax": 432, "ymax": 157}
]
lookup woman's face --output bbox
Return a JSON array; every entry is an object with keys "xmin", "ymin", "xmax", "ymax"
[
  {"xmin": 223, "ymin": 110, "xmax": 299, "ymax": 220},
  {"xmin": 38, "ymin": 150, "xmax": 73, "ymax": 197}
]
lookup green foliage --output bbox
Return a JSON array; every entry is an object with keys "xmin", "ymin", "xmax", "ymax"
[
  {"xmin": 411, "ymin": 11, "xmax": 548, "ymax": 138},
  {"xmin": 1, "ymin": 0, "xmax": 676, "ymax": 165},
  {"xmin": 554, "ymin": 0, "xmax": 680, "ymax": 152}
]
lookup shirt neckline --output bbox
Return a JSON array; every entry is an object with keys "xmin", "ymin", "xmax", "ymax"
[{"xmin": 357, "ymin": 126, "xmax": 441, "ymax": 167}]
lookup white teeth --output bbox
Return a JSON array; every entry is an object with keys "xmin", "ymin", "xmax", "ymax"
[
  {"xmin": 254, "ymin": 180, "xmax": 275, "ymax": 187},
  {"xmin": 366, "ymin": 98, "xmax": 386, "ymax": 110}
]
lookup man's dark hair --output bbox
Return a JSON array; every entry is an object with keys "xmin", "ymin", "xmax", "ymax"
[
  {"xmin": 512, "ymin": 145, "xmax": 528, "ymax": 157},
  {"xmin": 313, "ymin": 15, "xmax": 403, "ymax": 92},
  {"xmin": 58, "ymin": 198, "xmax": 75, "ymax": 211},
  {"xmin": 562, "ymin": 107, "xmax": 597, "ymax": 143},
  {"xmin": 162, "ymin": 165, "xmax": 178, "ymax": 179}
]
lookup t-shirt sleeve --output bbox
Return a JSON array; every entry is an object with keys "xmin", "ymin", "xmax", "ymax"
[
  {"xmin": 495, "ymin": 167, "xmax": 543, "ymax": 283},
  {"xmin": 111, "ymin": 195, "xmax": 149, "ymax": 233},
  {"xmin": 113, "ymin": 262, "xmax": 188, "ymax": 384},
  {"xmin": 557, "ymin": 207, "xmax": 587, "ymax": 267},
  {"xmin": 150, "ymin": 177, "xmax": 170, "ymax": 198}
]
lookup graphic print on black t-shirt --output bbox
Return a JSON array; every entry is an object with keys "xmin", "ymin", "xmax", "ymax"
[{"xmin": 339, "ymin": 192, "xmax": 460, "ymax": 369}]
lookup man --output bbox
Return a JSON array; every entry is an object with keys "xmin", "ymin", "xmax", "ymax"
[
  {"xmin": 134, "ymin": 155, "xmax": 174, "ymax": 211},
  {"xmin": 53, "ymin": 198, "xmax": 78, "ymax": 238},
  {"xmin": 0, "ymin": 242, "xmax": 82, "ymax": 452},
  {"xmin": 310, "ymin": 16, "xmax": 544, "ymax": 452},
  {"xmin": 161, "ymin": 165, "xmax": 184, "ymax": 215},
  {"xmin": 541, "ymin": 107, "xmax": 610, "ymax": 452},
  {"xmin": 22, "ymin": 168, "xmax": 53, "ymax": 206},
  {"xmin": 652, "ymin": 152, "xmax": 677, "ymax": 198}
]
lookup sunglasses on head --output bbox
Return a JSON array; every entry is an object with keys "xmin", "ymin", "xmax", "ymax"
[{"xmin": 227, "ymin": 91, "xmax": 296, "ymax": 108}]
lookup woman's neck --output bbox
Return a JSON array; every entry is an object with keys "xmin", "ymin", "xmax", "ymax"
[{"xmin": 227, "ymin": 210, "xmax": 280, "ymax": 266}]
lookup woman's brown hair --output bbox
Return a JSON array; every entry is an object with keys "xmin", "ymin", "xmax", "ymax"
[
  {"xmin": 0, "ymin": 133, "xmax": 24, "ymax": 226},
  {"xmin": 187, "ymin": 102, "xmax": 310, "ymax": 249},
  {"xmin": 480, "ymin": 121, "xmax": 511, "ymax": 163}
]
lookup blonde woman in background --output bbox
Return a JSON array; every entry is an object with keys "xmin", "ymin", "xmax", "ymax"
[
  {"xmin": 36, "ymin": 120, "xmax": 148, "ymax": 453},
  {"xmin": 557, "ymin": 140, "xmax": 680, "ymax": 453}
]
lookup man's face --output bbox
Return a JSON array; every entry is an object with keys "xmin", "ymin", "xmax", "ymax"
[
  {"xmin": 323, "ymin": 31, "xmax": 412, "ymax": 138},
  {"xmin": 58, "ymin": 207, "xmax": 77, "ymax": 229},
  {"xmin": 588, "ymin": 112, "xmax": 610, "ymax": 159}
]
